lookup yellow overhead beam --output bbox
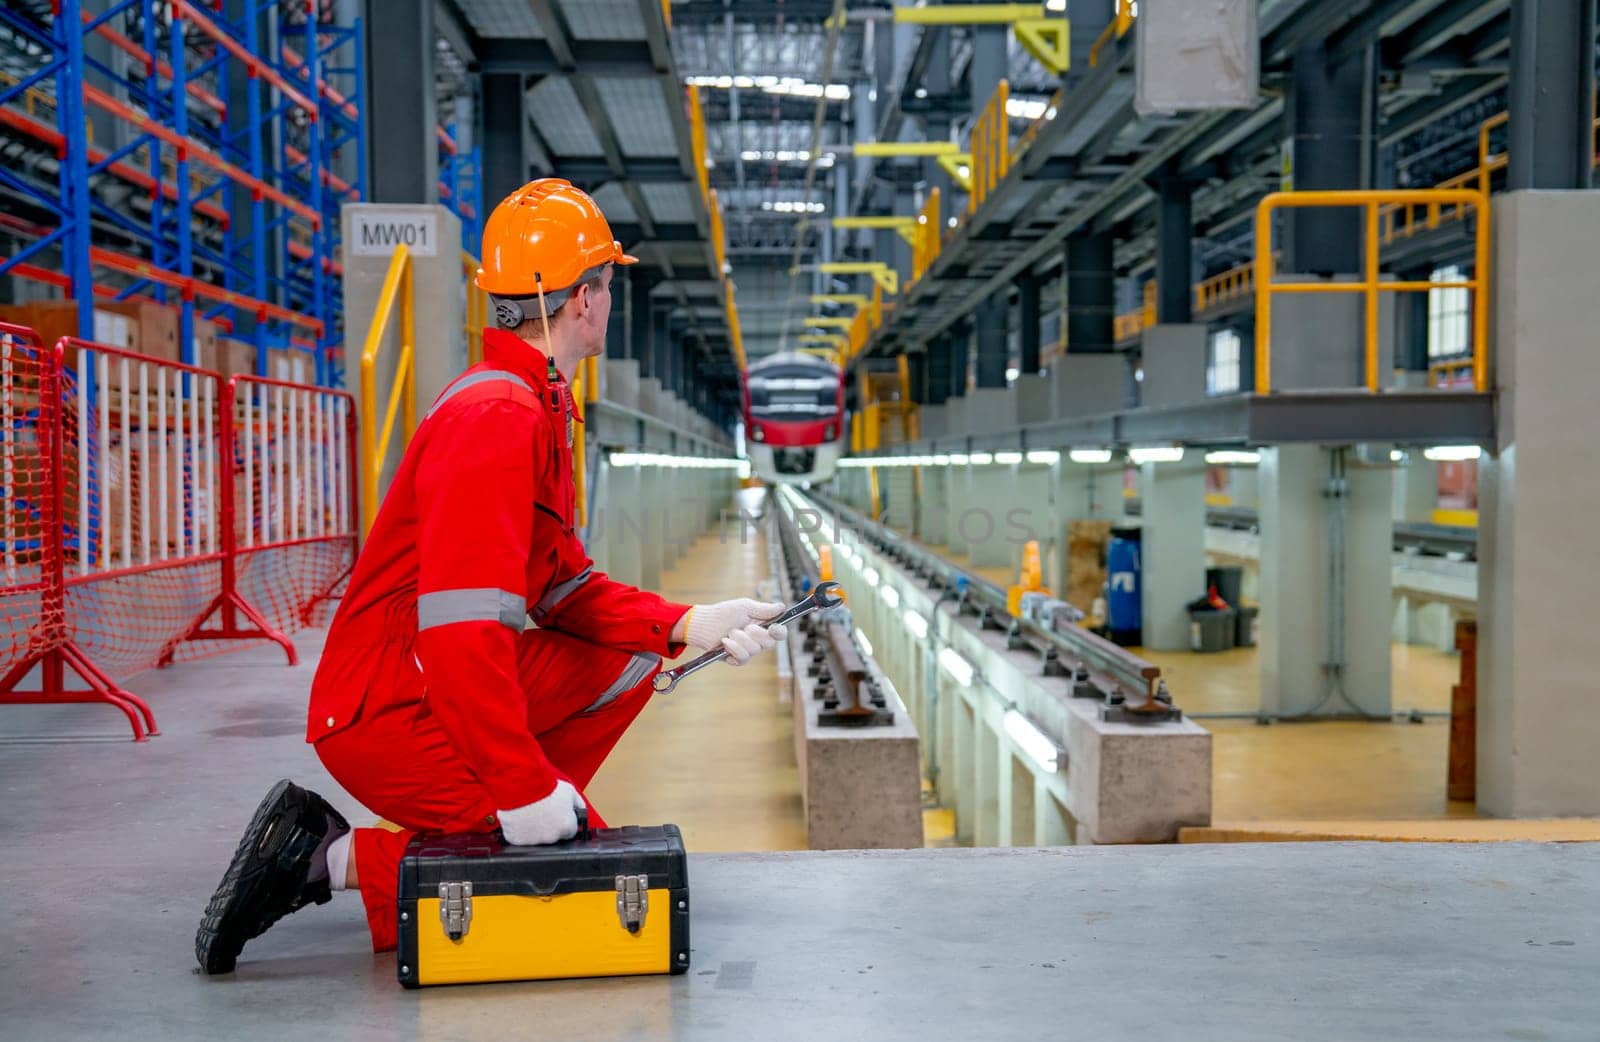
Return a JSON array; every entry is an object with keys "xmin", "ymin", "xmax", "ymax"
[
  {"xmin": 894, "ymin": 4, "xmax": 1043, "ymax": 25},
  {"xmin": 832, "ymin": 215, "xmax": 919, "ymax": 245},
  {"xmin": 810, "ymin": 294, "xmax": 870, "ymax": 308},
  {"xmin": 807, "ymin": 315, "xmax": 855, "ymax": 329},
  {"xmin": 818, "ymin": 261, "xmax": 899, "ymax": 295},
  {"xmin": 938, "ymin": 152, "xmax": 974, "ymax": 192},
  {"xmin": 854, "ymin": 141, "xmax": 962, "ymax": 158}
]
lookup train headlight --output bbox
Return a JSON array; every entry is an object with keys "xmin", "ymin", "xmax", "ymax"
[{"xmin": 752, "ymin": 427, "xmax": 766, "ymax": 442}]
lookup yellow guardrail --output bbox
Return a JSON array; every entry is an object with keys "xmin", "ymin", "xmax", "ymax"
[
  {"xmin": 1428, "ymin": 357, "xmax": 1475, "ymax": 389},
  {"xmin": 359, "ymin": 243, "xmax": 417, "ymax": 536},
  {"xmin": 1194, "ymin": 260, "xmax": 1255, "ymax": 313},
  {"xmin": 1088, "ymin": 0, "xmax": 1135, "ymax": 68},
  {"xmin": 912, "ymin": 187, "xmax": 942, "ymax": 286},
  {"xmin": 1254, "ymin": 189, "xmax": 1490, "ymax": 395},
  {"xmin": 968, "ymin": 79, "xmax": 1011, "ymax": 214},
  {"xmin": 463, "ymin": 251, "xmax": 487, "ymax": 366},
  {"xmin": 1114, "ymin": 280, "xmax": 1156, "ymax": 342}
]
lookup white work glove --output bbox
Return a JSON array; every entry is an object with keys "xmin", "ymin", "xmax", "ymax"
[
  {"xmin": 498, "ymin": 779, "xmax": 587, "ymax": 845},
  {"xmin": 685, "ymin": 598, "xmax": 788, "ymax": 666}
]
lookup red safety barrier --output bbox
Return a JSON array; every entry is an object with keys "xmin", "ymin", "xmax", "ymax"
[
  {"xmin": 0, "ymin": 326, "xmax": 358, "ymax": 740},
  {"xmin": 166, "ymin": 376, "xmax": 357, "ymax": 663},
  {"xmin": 0, "ymin": 324, "xmax": 158, "ymax": 739}
]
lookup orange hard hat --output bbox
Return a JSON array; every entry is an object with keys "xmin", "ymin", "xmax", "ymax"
[{"xmin": 476, "ymin": 178, "xmax": 637, "ymax": 302}]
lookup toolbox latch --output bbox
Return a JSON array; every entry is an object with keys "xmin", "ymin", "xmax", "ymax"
[
  {"xmin": 438, "ymin": 881, "xmax": 473, "ymax": 941},
  {"xmin": 615, "ymin": 874, "xmax": 649, "ymax": 934}
]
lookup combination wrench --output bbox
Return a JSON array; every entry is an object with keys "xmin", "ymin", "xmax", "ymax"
[{"xmin": 651, "ymin": 580, "xmax": 844, "ymax": 694}]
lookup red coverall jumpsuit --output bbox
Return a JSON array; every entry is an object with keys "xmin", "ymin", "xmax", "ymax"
[{"xmin": 308, "ymin": 328, "xmax": 689, "ymax": 951}]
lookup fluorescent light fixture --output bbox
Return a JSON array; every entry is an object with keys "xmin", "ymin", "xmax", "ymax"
[
  {"xmin": 938, "ymin": 647, "xmax": 974, "ymax": 688},
  {"xmin": 1006, "ymin": 367, "xmax": 1020, "ymax": 383},
  {"xmin": 1045, "ymin": 0, "xmax": 1066, "ymax": 8},
  {"xmin": 1129, "ymin": 446, "xmax": 1185, "ymax": 465},
  {"xmin": 948, "ymin": 453, "xmax": 970, "ymax": 465},
  {"xmin": 904, "ymin": 609, "xmax": 929, "ymax": 640},
  {"xmin": 1204, "ymin": 450, "xmax": 1261, "ymax": 466},
  {"xmin": 969, "ymin": 452, "xmax": 994, "ymax": 465},
  {"xmin": 1005, "ymin": 98, "xmax": 1051, "ymax": 120},
  {"xmin": 856, "ymin": 632, "xmax": 874, "ymax": 657},
  {"xmin": 609, "ymin": 451, "xmax": 745, "ymax": 470},
  {"xmin": 1390, "ymin": 449, "xmax": 1406, "ymax": 463},
  {"xmin": 994, "ymin": 451, "xmax": 1024, "ymax": 465},
  {"xmin": 1026, "ymin": 450, "xmax": 1061, "ymax": 465},
  {"xmin": 933, "ymin": 454, "xmax": 951, "ymax": 465},
  {"xmin": 862, "ymin": 567, "xmax": 880, "ymax": 588},
  {"xmin": 1423, "ymin": 445, "xmax": 1482, "ymax": 462},
  {"xmin": 881, "ymin": 585, "xmax": 901, "ymax": 608},
  {"xmin": 947, "ymin": 216, "xmax": 959, "ymax": 228},
  {"xmin": 1003, "ymin": 709, "xmax": 1061, "ymax": 774},
  {"xmin": 1069, "ymin": 448, "xmax": 1113, "ymax": 465}
]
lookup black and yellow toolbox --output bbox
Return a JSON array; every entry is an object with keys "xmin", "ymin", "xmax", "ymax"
[{"xmin": 396, "ymin": 821, "xmax": 689, "ymax": 988}]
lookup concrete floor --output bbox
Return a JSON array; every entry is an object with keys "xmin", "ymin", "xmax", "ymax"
[{"xmin": 4, "ymin": 632, "xmax": 1599, "ymax": 1040}]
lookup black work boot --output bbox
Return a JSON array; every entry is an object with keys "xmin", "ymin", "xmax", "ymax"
[{"xmin": 195, "ymin": 779, "xmax": 350, "ymax": 974}]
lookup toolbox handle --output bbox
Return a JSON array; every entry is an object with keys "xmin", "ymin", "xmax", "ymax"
[{"xmin": 576, "ymin": 805, "xmax": 591, "ymax": 841}]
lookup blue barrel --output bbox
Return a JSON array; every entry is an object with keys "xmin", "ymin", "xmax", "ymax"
[{"xmin": 1105, "ymin": 533, "xmax": 1142, "ymax": 641}]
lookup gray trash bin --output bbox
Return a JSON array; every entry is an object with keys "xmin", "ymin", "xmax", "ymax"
[
  {"xmin": 1235, "ymin": 605, "xmax": 1259, "ymax": 648},
  {"xmin": 1189, "ymin": 608, "xmax": 1237, "ymax": 653}
]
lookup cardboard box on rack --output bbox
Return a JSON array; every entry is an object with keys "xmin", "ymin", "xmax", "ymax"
[{"xmin": 0, "ymin": 301, "xmax": 149, "ymax": 390}]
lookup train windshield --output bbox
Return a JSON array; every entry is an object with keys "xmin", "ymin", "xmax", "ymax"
[{"xmin": 747, "ymin": 365, "xmax": 839, "ymax": 420}]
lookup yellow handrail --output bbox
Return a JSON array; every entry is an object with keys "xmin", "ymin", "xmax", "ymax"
[
  {"xmin": 912, "ymin": 187, "xmax": 942, "ymax": 285},
  {"xmin": 359, "ymin": 244, "xmax": 417, "ymax": 536},
  {"xmin": 1088, "ymin": 0, "xmax": 1135, "ymax": 68},
  {"xmin": 1254, "ymin": 189, "xmax": 1490, "ymax": 395},
  {"xmin": 968, "ymin": 79, "xmax": 1011, "ymax": 214},
  {"xmin": 462, "ymin": 251, "xmax": 487, "ymax": 366}
]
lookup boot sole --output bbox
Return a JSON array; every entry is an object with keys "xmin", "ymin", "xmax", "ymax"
[{"xmin": 195, "ymin": 779, "xmax": 299, "ymax": 975}]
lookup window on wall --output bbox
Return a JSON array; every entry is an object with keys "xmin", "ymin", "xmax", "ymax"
[
  {"xmin": 1428, "ymin": 265, "xmax": 1470, "ymax": 359},
  {"xmin": 1207, "ymin": 329, "xmax": 1241, "ymax": 395}
]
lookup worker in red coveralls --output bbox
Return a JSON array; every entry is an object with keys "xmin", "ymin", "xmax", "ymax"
[{"xmin": 196, "ymin": 179, "xmax": 786, "ymax": 974}]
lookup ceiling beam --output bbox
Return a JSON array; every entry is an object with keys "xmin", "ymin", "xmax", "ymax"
[
  {"xmin": 475, "ymin": 38, "xmax": 661, "ymax": 76},
  {"xmin": 434, "ymin": 0, "xmax": 479, "ymax": 62}
]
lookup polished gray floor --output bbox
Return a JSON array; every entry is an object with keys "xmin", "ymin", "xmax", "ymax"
[{"xmin": 2, "ymin": 633, "xmax": 1597, "ymax": 1041}]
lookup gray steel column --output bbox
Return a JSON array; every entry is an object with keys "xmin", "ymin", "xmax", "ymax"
[
  {"xmin": 1285, "ymin": 41, "xmax": 1376, "ymax": 273},
  {"xmin": 1017, "ymin": 277, "xmax": 1042, "ymax": 375},
  {"xmin": 1397, "ymin": 267, "xmax": 1430, "ymax": 372},
  {"xmin": 895, "ymin": 186, "xmax": 917, "ymax": 281},
  {"xmin": 647, "ymin": 306, "xmax": 669, "ymax": 381},
  {"xmin": 1155, "ymin": 176, "xmax": 1194, "ymax": 324},
  {"xmin": 970, "ymin": 26, "xmax": 1007, "ymax": 105},
  {"xmin": 363, "ymin": 0, "xmax": 437, "ymax": 203},
  {"xmin": 923, "ymin": 28, "xmax": 954, "ymax": 201},
  {"xmin": 949, "ymin": 323, "xmax": 971, "ymax": 397},
  {"xmin": 974, "ymin": 298, "xmax": 1009, "ymax": 388},
  {"xmin": 1508, "ymin": 0, "xmax": 1598, "ymax": 190},
  {"xmin": 605, "ymin": 279, "xmax": 627, "ymax": 360},
  {"xmin": 926, "ymin": 336, "xmax": 952, "ymax": 404},
  {"xmin": 906, "ymin": 350, "xmax": 928, "ymax": 405},
  {"xmin": 1068, "ymin": 0, "xmax": 1114, "ymax": 84},
  {"xmin": 480, "ymin": 73, "xmax": 529, "ymax": 209},
  {"xmin": 629, "ymin": 269, "xmax": 658, "ymax": 362},
  {"xmin": 1065, "ymin": 232, "xmax": 1114, "ymax": 352}
]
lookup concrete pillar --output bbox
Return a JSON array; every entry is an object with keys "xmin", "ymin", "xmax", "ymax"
[
  {"xmin": 1138, "ymin": 455, "xmax": 1206, "ymax": 651},
  {"xmin": 629, "ymin": 270, "xmax": 658, "ymax": 362},
  {"xmin": 946, "ymin": 465, "xmax": 972, "ymax": 556},
  {"xmin": 1050, "ymin": 460, "xmax": 1126, "ymax": 599},
  {"xmin": 1008, "ymin": 753, "xmax": 1036, "ymax": 847},
  {"xmin": 1479, "ymin": 190, "xmax": 1600, "ymax": 816},
  {"xmin": 1229, "ymin": 464, "xmax": 1260, "ymax": 511},
  {"xmin": 974, "ymin": 718, "xmax": 1001, "ymax": 847},
  {"xmin": 1139, "ymin": 325, "xmax": 1208, "ymax": 407},
  {"xmin": 1033, "ymin": 781, "xmax": 1074, "ymax": 845},
  {"xmin": 950, "ymin": 690, "xmax": 975, "ymax": 844},
  {"xmin": 919, "ymin": 466, "xmax": 949, "ymax": 545},
  {"xmin": 363, "ymin": 0, "xmax": 438, "ymax": 203},
  {"xmin": 341, "ymin": 204, "xmax": 465, "ymax": 481},
  {"xmin": 964, "ymin": 466, "xmax": 1014, "ymax": 569},
  {"xmin": 479, "ymin": 72, "xmax": 527, "ymax": 209},
  {"xmin": 1017, "ymin": 277, "xmax": 1043, "ymax": 375},
  {"xmin": 1392, "ymin": 454, "xmax": 1438, "ymax": 524},
  {"xmin": 1066, "ymin": 232, "xmax": 1115, "ymax": 353},
  {"xmin": 1285, "ymin": 40, "xmax": 1375, "ymax": 273},
  {"xmin": 1507, "ymin": 0, "xmax": 1597, "ymax": 190},
  {"xmin": 1259, "ymin": 446, "xmax": 1392, "ymax": 718}
]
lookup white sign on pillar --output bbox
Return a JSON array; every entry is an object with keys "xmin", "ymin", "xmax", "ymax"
[{"xmin": 350, "ymin": 208, "xmax": 440, "ymax": 257}]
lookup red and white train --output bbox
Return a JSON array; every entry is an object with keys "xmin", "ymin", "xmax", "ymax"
[{"xmin": 741, "ymin": 352, "xmax": 845, "ymax": 485}]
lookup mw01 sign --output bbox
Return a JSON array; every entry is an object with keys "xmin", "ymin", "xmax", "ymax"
[{"xmin": 351, "ymin": 209, "xmax": 439, "ymax": 257}]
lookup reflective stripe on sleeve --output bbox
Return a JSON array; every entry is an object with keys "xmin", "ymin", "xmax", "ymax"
[
  {"xmin": 531, "ymin": 566, "xmax": 593, "ymax": 621},
  {"xmin": 417, "ymin": 588, "xmax": 527, "ymax": 632},
  {"xmin": 585, "ymin": 652, "xmax": 662, "ymax": 712},
  {"xmin": 425, "ymin": 371, "xmax": 534, "ymax": 420}
]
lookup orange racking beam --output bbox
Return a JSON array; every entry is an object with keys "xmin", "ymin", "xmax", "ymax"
[
  {"xmin": 81, "ymin": 10, "xmax": 227, "ymax": 117},
  {"xmin": 171, "ymin": 0, "xmax": 318, "ymax": 121}
]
